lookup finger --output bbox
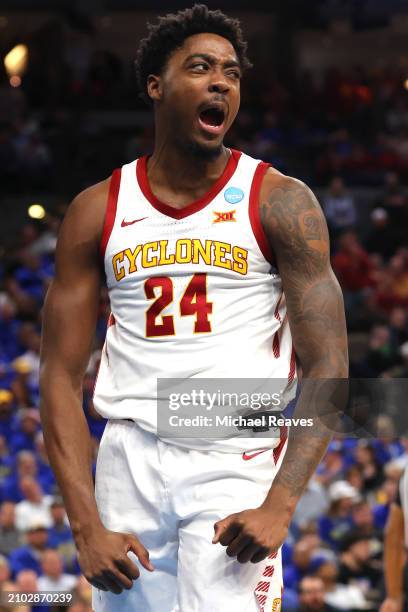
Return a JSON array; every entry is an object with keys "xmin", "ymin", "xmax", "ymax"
[
  {"xmin": 106, "ymin": 567, "xmax": 133, "ymax": 590},
  {"xmin": 212, "ymin": 515, "xmax": 237, "ymax": 544},
  {"xmin": 237, "ymin": 543, "xmax": 260, "ymax": 564},
  {"xmin": 116, "ymin": 555, "xmax": 141, "ymax": 581},
  {"xmin": 89, "ymin": 579, "xmax": 108, "ymax": 592},
  {"xmin": 218, "ymin": 522, "xmax": 241, "ymax": 546},
  {"xmin": 127, "ymin": 536, "xmax": 154, "ymax": 571},
  {"xmin": 226, "ymin": 535, "xmax": 251, "ymax": 558},
  {"xmin": 250, "ymin": 547, "xmax": 270, "ymax": 564},
  {"xmin": 100, "ymin": 572, "xmax": 123, "ymax": 594}
]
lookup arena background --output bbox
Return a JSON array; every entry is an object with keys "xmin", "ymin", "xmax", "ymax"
[{"xmin": 0, "ymin": 1, "xmax": 408, "ymax": 610}]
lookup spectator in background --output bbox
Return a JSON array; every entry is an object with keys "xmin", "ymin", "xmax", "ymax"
[
  {"xmin": 337, "ymin": 531, "xmax": 382, "ymax": 596},
  {"xmin": 384, "ymin": 341, "xmax": 408, "ymax": 379},
  {"xmin": 314, "ymin": 559, "xmax": 373, "ymax": 611},
  {"xmin": 318, "ymin": 481, "xmax": 360, "ymax": 549},
  {"xmin": 0, "ymin": 434, "xmax": 13, "ymax": 482},
  {"xmin": 15, "ymin": 569, "xmax": 50, "ymax": 612},
  {"xmin": 315, "ymin": 441, "xmax": 345, "ymax": 488},
  {"xmin": 284, "ymin": 535, "xmax": 323, "ymax": 591},
  {"xmin": 0, "ymin": 553, "xmax": 11, "ymax": 587},
  {"xmin": 0, "ymin": 580, "xmax": 31, "ymax": 612},
  {"xmin": 332, "ymin": 231, "xmax": 375, "ymax": 310},
  {"xmin": 8, "ymin": 521, "xmax": 51, "ymax": 578},
  {"xmin": 322, "ymin": 177, "xmax": 357, "ymax": 238},
  {"xmin": 14, "ymin": 477, "xmax": 53, "ymax": 532},
  {"xmin": 0, "ymin": 502, "xmax": 22, "ymax": 556},
  {"xmin": 388, "ymin": 307, "xmax": 408, "ymax": 348},
  {"xmin": 292, "ymin": 477, "xmax": 329, "ymax": 529},
  {"xmin": 298, "ymin": 575, "xmax": 342, "ymax": 612},
  {"xmin": 37, "ymin": 549, "xmax": 77, "ymax": 592},
  {"xmin": 362, "ymin": 325, "xmax": 399, "ymax": 377},
  {"xmin": 15, "ymin": 568, "xmax": 39, "ymax": 593},
  {"xmin": 11, "ymin": 324, "xmax": 42, "ymax": 408},
  {"xmin": 0, "ymin": 391, "xmax": 17, "ymax": 440},
  {"xmin": 365, "ymin": 208, "xmax": 396, "ymax": 261},
  {"xmin": 48, "ymin": 496, "xmax": 79, "ymax": 575},
  {"xmin": 381, "ymin": 172, "xmax": 407, "ymax": 211},
  {"xmin": 2, "ymin": 450, "xmax": 47, "ymax": 503},
  {"xmin": 352, "ymin": 443, "xmax": 383, "ymax": 494},
  {"xmin": 9, "ymin": 410, "xmax": 41, "ymax": 455}
]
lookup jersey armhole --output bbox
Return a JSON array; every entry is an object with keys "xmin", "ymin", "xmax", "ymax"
[
  {"xmin": 249, "ymin": 161, "xmax": 274, "ymax": 265},
  {"xmin": 100, "ymin": 168, "xmax": 121, "ymax": 259}
]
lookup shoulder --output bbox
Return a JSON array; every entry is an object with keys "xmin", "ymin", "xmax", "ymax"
[
  {"xmin": 67, "ymin": 177, "xmax": 111, "ymax": 237},
  {"xmin": 57, "ymin": 176, "xmax": 113, "ymax": 254},
  {"xmin": 258, "ymin": 167, "xmax": 328, "ymax": 251}
]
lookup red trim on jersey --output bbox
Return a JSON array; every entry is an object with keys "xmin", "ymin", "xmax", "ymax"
[
  {"xmin": 288, "ymin": 345, "xmax": 296, "ymax": 385},
  {"xmin": 135, "ymin": 149, "xmax": 241, "ymax": 220},
  {"xmin": 100, "ymin": 168, "xmax": 121, "ymax": 258},
  {"xmin": 274, "ymin": 294, "xmax": 282, "ymax": 323},
  {"xmin": 249, "ymin": 161, "xmax": 274, "ymax": 264},
  {"xmin": 272, "ymin": 332, "xmax": 280, "ymax": 358},
  {"xmin": 273, "ymin": 424, "xmax": 288, "ymax": 465}
]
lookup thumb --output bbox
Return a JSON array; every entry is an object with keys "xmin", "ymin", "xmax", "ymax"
[
  {"xmin": 212, "ymin": 516, "xmax": 231, "ymax": 544},
  {"xmin": 127, "ymin": 536, "xmax": 154, "ymax": 571}
]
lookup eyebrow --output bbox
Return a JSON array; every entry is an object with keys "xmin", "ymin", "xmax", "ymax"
[{"xmin": 184, "ymin": 53, "xmax": 241, "ymax": 70}]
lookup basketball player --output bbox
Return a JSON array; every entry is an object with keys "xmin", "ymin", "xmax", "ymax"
[
  {"xmin": 380, "ymin": 466, "xmax": 407, "ymax": 612},
  {"xmin": 39, "ymin": 5, "xmax": 348, "ymax": 611}
]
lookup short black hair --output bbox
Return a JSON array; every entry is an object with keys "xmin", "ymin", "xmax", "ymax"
[{"xmin": 135, "ymin": 4, "xmax": 252, "ymax": 104}]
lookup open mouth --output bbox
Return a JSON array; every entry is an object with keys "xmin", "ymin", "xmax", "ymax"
[{"xmin": 198, "ymin": 104, "xmax": 226, "ymax": 135}]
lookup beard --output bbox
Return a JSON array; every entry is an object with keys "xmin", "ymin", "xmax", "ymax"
[{"xmin": 182, "ymin": 137, "xmax": 224, "ymax": 161}]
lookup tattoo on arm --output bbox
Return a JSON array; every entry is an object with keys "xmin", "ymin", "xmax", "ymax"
[{"xmin": 259, "ymin": 176, "xmax": 348, "ymax": 502}]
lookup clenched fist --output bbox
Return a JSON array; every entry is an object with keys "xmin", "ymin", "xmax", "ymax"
[{"xmin": 212, "ymin": 505, "xmax": 290, "ymax": 564}]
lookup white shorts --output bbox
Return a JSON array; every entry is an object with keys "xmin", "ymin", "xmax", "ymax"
[{"xmin": 92, "ymin": 420, "xmax": 286, "ymax": 612}]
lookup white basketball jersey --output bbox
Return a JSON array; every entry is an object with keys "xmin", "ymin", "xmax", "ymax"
[{"xmin": 93, "ymin": 149, "xmax": 297, "ymax": 451}]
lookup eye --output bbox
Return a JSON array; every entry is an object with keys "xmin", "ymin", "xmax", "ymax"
[
  {"xmin": 227, "ymin": 70, "xmax": 241, "ymax": 80},
  {"xmin": 191, "ymin": 62, "xmax": 208, "ymax": 71}
]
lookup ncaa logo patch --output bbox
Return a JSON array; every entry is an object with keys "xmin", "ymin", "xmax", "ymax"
[
  {"xmin": 224, "ymin": 186, "xmax": 244, "ymax": 204},
  {"xmin": 271, "ymin": 597, "xmax": 281, "ymax": 611}
]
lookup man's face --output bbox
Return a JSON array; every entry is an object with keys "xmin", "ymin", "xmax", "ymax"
[
  {"xmin": 51, "ymin": 504, "xmax": 65, "ymax": 524},
  {"xmin": 149, "ymin": 33, "xmax": 241, "ymax": 158},
  {"xmin": 42, "ymin": 551, "xmax": 63, "ymax": 578},
  {"xmin": 0, "ymin": 502, "xmax": 15, "ymax": 528},
  {"xmin": 27, "ymin": 528, "xmax": 48, "ymax": 549},
  {"xmin": 299, "ymin": 577, "xmax": 325, "ymax": 610}
]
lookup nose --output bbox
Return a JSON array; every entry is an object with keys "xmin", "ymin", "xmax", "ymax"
[{"xmin": 208, "ymin": 70, "xmax": 230, "ymax": 94}]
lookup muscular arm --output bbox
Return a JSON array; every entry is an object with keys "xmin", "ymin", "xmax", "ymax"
[
  {"xmin": 40, "ymin": 180, "xmax": 153, "ymax": 593},
  {"xmin": 39, "ymin": 180, "xmax": 108, "ymax": 543},
  {"xmin": 212, "ymin": 173, "xmax": 349, "ymax": 561},
  {"xmin": 259, "ymin": 171, "xmax": 348, "ymax": 510}
]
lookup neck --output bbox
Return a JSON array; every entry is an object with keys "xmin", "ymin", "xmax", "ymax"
[{"xmin": 149, "ymin": 135, "xmax": 230, "ymax": 195}]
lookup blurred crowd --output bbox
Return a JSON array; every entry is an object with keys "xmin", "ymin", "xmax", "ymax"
[
  {"xmin": 0, "ymin": 13, "xmax": 408, "ymax": 193},
  {"xmin": 0, "ymin": 10, "xmax": 408, "ymax": 612}
]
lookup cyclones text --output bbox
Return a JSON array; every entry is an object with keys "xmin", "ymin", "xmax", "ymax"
[{"xmin": 111, "ymin": 238, "xmax": 248, "ymax": 281}]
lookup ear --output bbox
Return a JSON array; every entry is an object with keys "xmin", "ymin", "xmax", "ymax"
[{"xmin": 147, "ymin": 74, "xmax": 162, "ymax": 102}]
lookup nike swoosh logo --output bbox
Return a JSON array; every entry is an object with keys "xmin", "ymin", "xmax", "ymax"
[
  {"xmin": 242, "ymin": 449, "xmax": 269, "ymax": 461},
  {"xmin": 121, "ymin": 217, "xmax": 148, "ymax": 227}
]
